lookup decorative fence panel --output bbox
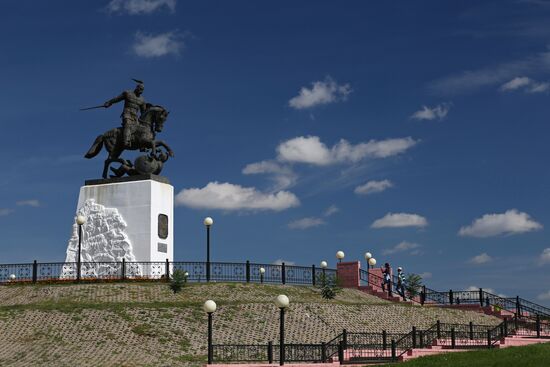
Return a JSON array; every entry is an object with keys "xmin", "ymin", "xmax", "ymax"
[
  {"xmin": 345, "ymin": 332, "xmax": 404, "ymax": 361},
  {"xmin": 272, "ymin": 344, "xmax": 324, "ymax": 362},
  {"xmin": 284, "ymin": 265, "xmax": 314, "ymax": 285},
  {"xmin": 0, "ymin": 263, "xmax": 34, "ymax": 282},
  {"xmin": 434, "ymin": 323, "xmax": 494, "ymax": 349},
  {"xmin": 211, "ymin": 344, "xmax": 268, "ymax": 362},
  {"xmin": 251, "ymin": 263, "xmax": 283, "ymax": 284}
]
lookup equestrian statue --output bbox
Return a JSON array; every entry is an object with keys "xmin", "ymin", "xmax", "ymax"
[{"xmin": 82, "ymin": 79, "xmax": 174, "ymax": 179}]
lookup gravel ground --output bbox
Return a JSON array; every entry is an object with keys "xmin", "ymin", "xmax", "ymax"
[{"xmin": 0, "ymin": 282, "xmax": 501, "ymax": 367}]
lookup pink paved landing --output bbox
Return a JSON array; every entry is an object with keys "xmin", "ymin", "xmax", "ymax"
[{"xmin": 208, "ymin": 363, "xmax": 341, "ymax": 367}]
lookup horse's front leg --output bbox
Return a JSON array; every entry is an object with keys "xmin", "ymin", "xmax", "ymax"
[
  {"xmin": 103, "ymin": 147, "xmax": 125, "ymax": 178},
  {"xmin": 102, "ymin": 159, "xmax": 110, "ymax": 179}
]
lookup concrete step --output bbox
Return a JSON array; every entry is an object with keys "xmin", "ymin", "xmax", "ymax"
[
  {"xmin": 499, "ymin": 337, "xmax": 550, "ymax": 346},
  {"xmin": 432, "ymin": 339, "xmax": 487, "ymax": 347},
  {"xmin": 400, "ymin": 348, "xmax": 468, "ymax": 361}
]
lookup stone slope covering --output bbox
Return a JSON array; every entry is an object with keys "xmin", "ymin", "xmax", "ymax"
[{"xmin": 0, "ymin": 282, "xmax": 501, "ymax": 367}]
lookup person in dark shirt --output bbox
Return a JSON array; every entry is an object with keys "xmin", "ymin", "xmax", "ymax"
[
  {"xmin": 396, "ymin": 267, "xmax": 407, "ymax": 301},
  {"xmin": 381, "ymin": 262, "xmax": 392, "ymax": 296}
]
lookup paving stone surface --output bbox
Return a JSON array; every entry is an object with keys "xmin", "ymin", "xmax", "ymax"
[{"xmin": 0, "ymin": 282, "xmax": 501, "ymax": 366}]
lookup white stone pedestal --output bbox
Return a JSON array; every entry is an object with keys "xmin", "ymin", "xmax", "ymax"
[{"xmin": 65, "ymin": 175, "xmax": 173, "ymax": 277}]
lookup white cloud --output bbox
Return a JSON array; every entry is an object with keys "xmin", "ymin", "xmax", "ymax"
[
  {"xmin": 500, "ymin": 76, "xmax": 550, "ymax": 93},
  {"xmin": 272, "ymin": 259, "xmax": 295, "ymax": 266},
  {"xmin": 428, "ymin": 50, "xmax": 550, "ymax": 94},
  {"xmin": 538, "ymin": 248, "xmax": 550, "ymax": 265},
  {"xmin": 382, "ymin": 241, "xmax": 421, "ymax": 255},
  {"xmin": 175, "ymin": 182, "xmax": 300, "ymax": 211},
  {"xmin": 528, "ymin": 81, "xmax": 550, "ymax": 93},
  {"xmin": 419, "ymin": 272, "xmax": 432, "ymax": 279},
  {"xmin": 537, "ymin": 290, "xmax": 550, "ymax": 301},
  {"xmin": 0, "ymin": 208, "xmax": 13, "ymax": 216},
  {"xmin": 411, "ymin": 103, "xmax": 451, "ymax": 121},
  {"xmin": 276, "ymin": 136, "xmax": 332, "ymax": 165},
  {"xmin": 323, "ymin": 205, "xmax": 339, "ymax": 217},
  {"xmin": 354, "ymin": 179, "xmax": 393, "ymax": 195},
  {"xmin": 276, "ymin": 136, "xmax": 418, "ymax": 166},
  {"xmin": 16, "ymin": 200, "xmax": 40, "ymax": 207},
  {"xmin": 288, "ymin": 217, "xmax": 326, "ymax": 230},
  {"xmin": 133, "ymin": 31, "xmax": 184, "ymax": 58},
  {"xmin": 465, "ymin": 285, "xmax": 506, "ymax": 297},
  {"xmin": 289, "ymin": 76, "xmax": 351, "ymax": 109},
  {"xmin": 469, "ymin": 253, "xmax": 493, "ymax": 265},
  {"xmin": 466, "ymin": 285, "xmax": 495, "ymax": 294},
  {"xmin": 242, "ymin": 160, "xmax": 297, "ymax": 190},
  {"xmin": 500, "ymin": 77, "xmax": 532, "ymax": 91},
  {"xmin": 107, "ymin": 0, "xmax": 176, "ymax": 14},
  {"xmin": 372, "ymin": 213, "xmax": 428, "ymax": 229},
  {"xmin": 458, "ymin": 209, "xmax": 542, "ymax": 237}
]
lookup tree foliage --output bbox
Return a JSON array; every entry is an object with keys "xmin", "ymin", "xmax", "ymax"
[
  {"xmin": 405, "ymin": 273, "xmax": 423, "ymax": 299},
  {"xmin": 169, "ymin": 269, "xmax": 187, "ymax": 294},
  {"xmin": 316, "ymin": 273, "xmax": 342, "ymax": 300}
]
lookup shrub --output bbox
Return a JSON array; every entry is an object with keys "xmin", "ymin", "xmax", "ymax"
[
  {"xmin": 169, "ymin": 269, "xmax": 187, "ymax": 294},
  {"xmin": 405, "ymin": 273, "xmax": 423, "ymax": 299},
  {"xmin": 316, "ymin": 273, "xmax": 342, "ymax": 300}
]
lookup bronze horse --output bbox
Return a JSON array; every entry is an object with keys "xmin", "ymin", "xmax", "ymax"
[{"xmin": 84, "ymin": 105, "xmax": 174, "ymax": 178}]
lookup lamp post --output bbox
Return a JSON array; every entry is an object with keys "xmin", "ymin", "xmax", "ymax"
[
  {"xmin": 367, "ymin": 256, "xmax": 377, "ymax": 285},
  {"xmin": 364, "ymin": 252, "xmax": 372, "ymax": 271},
  {"xmin": 204, "ymin": 217, "xmax": 213, "ymax": 282},
  {"xmin": 76, "ymin": 215, "xmax": 86, "ymax": 282},
  {"xmin": 203, "ymin": 300, "xmax": 217, "ymax": 364},
  {"xmin": 336, "ymin": 251, "xmax": 345, "ymax": 263},
  {"xmin": 259, "ymin": 267, "xmax": 265, "ymax": 284},
  {"xmin": 275, "ymin": 295, "xmax": 290, "ymax": 366},
  {"xmin": 320, "ymin": 261, "xmax": 328, "ymax": 286}
]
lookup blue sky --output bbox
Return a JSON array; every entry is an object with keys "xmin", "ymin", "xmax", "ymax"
[{"xmin": 1, "ymin": 0, "xmax": 550, "ymax": 304}]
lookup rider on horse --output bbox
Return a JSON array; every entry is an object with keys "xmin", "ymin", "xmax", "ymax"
[{"xmin": 103, "ymin": 79, "xmax": 146, "ymax": 148}]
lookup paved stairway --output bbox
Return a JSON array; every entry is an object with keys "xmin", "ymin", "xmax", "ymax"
[{"xmin": 399, "ymin": 332, "xmax": 550, "ymax": 362}]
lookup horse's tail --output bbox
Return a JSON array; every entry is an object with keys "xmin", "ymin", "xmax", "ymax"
[{"xmin": 85, "ymin": 135, "xmax": 104, "ymax": 159}]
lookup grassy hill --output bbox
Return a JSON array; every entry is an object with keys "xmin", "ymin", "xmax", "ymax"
[{"xmin": 0, "ymin": 282, "xmax": 501, "ymax": 367}]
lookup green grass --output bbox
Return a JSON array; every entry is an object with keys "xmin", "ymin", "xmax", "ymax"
[{"xmin": 379, "ymin": 343, "xmax": 550, "ymax": 367}]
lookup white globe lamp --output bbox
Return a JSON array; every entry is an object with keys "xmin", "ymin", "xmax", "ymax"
[
  {"xmin": 76, "ymin": 215, "xmax": 86, "ymax": 225},
  {"xmin": 275, "ymin": 294, "xmax": 290, "ymax": 309},
  {"xmin": 203, "ymin": 300, "xmax": 217, "ymax": 314}
]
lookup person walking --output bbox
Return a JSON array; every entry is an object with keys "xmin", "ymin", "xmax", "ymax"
[
  {"xmin": 381, "ymin": 263, "xmax": 392, "ymax": 296},
  {"xmin": 396, "ymin": 267, "xmax": 407, "ymax": 301}
]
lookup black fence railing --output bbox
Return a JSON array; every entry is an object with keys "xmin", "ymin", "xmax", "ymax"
[
  {"xmin": 345, "ymin": 331, "xmax": 406, "ymax": 362},
  {"xmin": 211, "ymin": 316, "xmax": 547, "ymax": 364},
  {"xmin": 432, "ymin": 322, "xmax": 495, "ymax": 349},
  {"xmin": 0, "ymin": 260, "xmax": 337, "ymax": 287},
  {"xmin": 2, "ymin": 259, "xmax": 549, "ymax": 320},
  {"xmin": 212, "ymin": 343, "xmax": 326, "ymax": 364},
  {"xmin": 211, "ymin": 344, "xmax": 269, "ymax": 362}
]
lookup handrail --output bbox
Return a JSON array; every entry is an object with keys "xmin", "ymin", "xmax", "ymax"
[
  {"xmin": 324, "ymin": 332, "xmax": 343, "ymax": 358},
  {"xmin": 482, "ymin": 291, "xmax": 550, "ymax": 319}
]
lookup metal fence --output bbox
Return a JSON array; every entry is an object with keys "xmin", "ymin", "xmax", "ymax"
[
  {"xmin": 2, "ymin": 259, "xmax": 550, "ymax": 322},
  {"xmin": 0, "ymin": 260, "xmax": 337, "ymax": 286}
]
